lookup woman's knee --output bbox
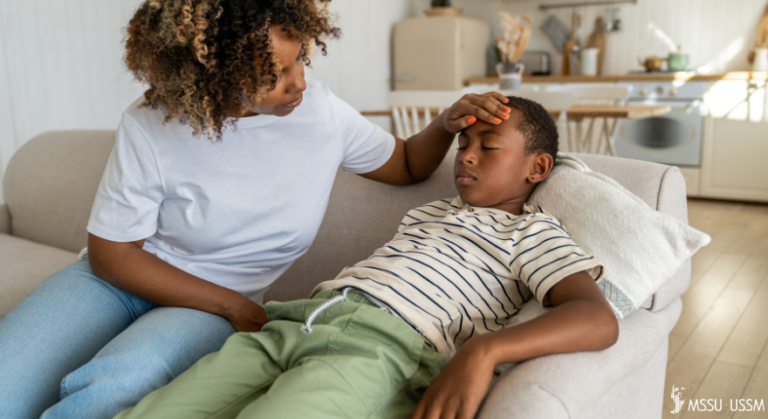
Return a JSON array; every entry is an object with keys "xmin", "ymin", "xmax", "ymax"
[
  {"xmin": 0, "ymin": 261, "xmax": 147, "ymax": 419},
  {"xmin": 47, "ymin": 310, "xmax": 236, "ymax": 418}
]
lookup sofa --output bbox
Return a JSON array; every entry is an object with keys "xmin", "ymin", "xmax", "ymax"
[{"xmin": 0, "ymin": 130, "xmax": 689, "ymax": 418}]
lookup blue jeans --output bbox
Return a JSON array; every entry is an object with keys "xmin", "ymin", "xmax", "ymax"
[{"xmin": 0, "ymin": 257, "xmax": 236, "ymax": 419}]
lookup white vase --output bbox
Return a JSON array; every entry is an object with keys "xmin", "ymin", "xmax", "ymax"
[
  {"xmin": 496, "ymin": 62, "xmax": 524, "ymax": 90},
  {"xmin": 753, "ymin": 48, "xmax": 768, "ymax": 71}
]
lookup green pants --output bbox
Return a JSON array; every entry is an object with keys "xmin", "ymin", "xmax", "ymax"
[{"xmin": 114, "ymin": 290, "xmax": 446, "ymax": 419}]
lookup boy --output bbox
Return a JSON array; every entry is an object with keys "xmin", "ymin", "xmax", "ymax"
[{"xmin": 115, "ymin": 97, "xmax": 619, "ymax": 419}]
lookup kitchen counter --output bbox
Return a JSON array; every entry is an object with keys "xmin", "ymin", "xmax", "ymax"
[
  {"xmin": 466, "ymin": 71, "xmax": 768, "ymax": 85},
  {"xmin": 361, "ymin": 104, "xmax": 670, "ymax": 119}
]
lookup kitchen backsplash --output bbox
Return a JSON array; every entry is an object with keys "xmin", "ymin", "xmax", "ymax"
[{"xmin": 411, "ymin": 0, "xmax": 767, "ymax": 76}]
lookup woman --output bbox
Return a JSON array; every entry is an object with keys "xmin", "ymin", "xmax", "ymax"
[{"xmin": 0, "ymin": 1, "xmax": 510, "ymax": 418}]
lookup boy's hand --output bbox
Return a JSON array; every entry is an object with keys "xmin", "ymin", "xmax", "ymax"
[
  {"xmin": 410, "ymin": 337, "xmax": 496, "ymax": 419},
  {"xmin": 442, "ymin": 92, "xmax": 511, "ymax": 134}
]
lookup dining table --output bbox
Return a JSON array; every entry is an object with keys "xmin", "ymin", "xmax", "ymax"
[{"xmin": 361, "ymin": 104, "xmax": 671, "ymax": 156}]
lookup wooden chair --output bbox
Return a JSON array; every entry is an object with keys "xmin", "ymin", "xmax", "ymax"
[
  {"xmin": 543, "ymin": 84, "xmax": 632, "ymax": 155},
  {"xmin": 388, "ymin": 90, "xmax": 576, "ymax": 154}
]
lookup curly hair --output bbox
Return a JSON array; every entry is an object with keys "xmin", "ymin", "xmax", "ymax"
[
  {"xmin": 124, "ymin": 0, "xmax": 340, "ymax": 141},
  {"xmin": 504, "ymin": 96, "xmax": 559, "ymax": 161}
]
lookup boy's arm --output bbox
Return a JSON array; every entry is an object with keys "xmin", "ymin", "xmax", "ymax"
[
  {"xmin": 359, "ymin": 92, "xmax": 510, "ymax": 186},
  {"xmin": 410, "ymin": 270, "xmax": 619, "ymax": 419}
]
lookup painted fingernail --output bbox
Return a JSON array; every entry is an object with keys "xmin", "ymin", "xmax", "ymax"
[
  {"xmin": 504, "ymin": 106, "xmax": 511, "ymax": 112},
  {"xmin": 503, "ymin": 97, "xmax": 510, "ymax": 103},
  {"xmin": 468, "ymin": 116, "xmax": 477, "ymax": 124},
  {"xmin": 502, "ymin": 113, "xmax": 510, "ymax": 118},
  {"xmin": 494, "ymin": 118, "xmax": 501, "ymax": 123}
]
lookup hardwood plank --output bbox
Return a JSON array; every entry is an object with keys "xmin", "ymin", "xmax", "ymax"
[
  {"xmin": 691, "ymin": 246, "xmax": 725, "ymax": 277},
  {"xmin": 664, "ymin": 350, "xmax": 715, "ymax": 414},
  {"xmin": 682, "ymin": 362, "xmax": 753, "ymax": 419},
  {"xmin": 756, "ymin": 343, "xmax": 768, "ymax": 371},
  {"xmin": 686, "ymin": 289, "xmax": 753, "ymax": 356},
  {"xmin": 674, "ymin": 288, "xmax": 722, "ymax": 337},
  {"xmin": 732, "ymin": 367, "xmax": 768, "ymax": 419},
  {"xmin": 665, "ymin": 289, "xmax": 753, "ymax": 413},
  {"xmin": 688, "ymin": 270, "xmax": 705, "ymax": 292},
  {"xmin": 753, "ymin": 305, "xmax": 768, "ymax": 371},
  {"xmin": 673, "ymin": 255, "xmax": 747, "ymax": 337},
  {"xmin": 729, "ymin": 217, "xmax": 768, "ymax": 257},
  {"xmin": 689, "ymin": 209, "xmax": 746, "ymax": 275},
  {"xmin": 718, "ymin": 273, "xmax": 768, "ymax": 367},
  {"xmin": 726, "ymin": 255, "xmax": 768, "ymax": 293},
  {"xmin": 690, "ymin": 254, "xmax": 747, "ymax": 296}
]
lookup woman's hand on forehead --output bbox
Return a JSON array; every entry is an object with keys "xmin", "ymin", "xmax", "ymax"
[{"xmin": 443, "ymin": 92, "xmax": 511, "ymax": 134}]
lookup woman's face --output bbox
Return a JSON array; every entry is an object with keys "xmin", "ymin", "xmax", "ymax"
[{"xmin": 240, "ymin": 25, "xmax": 307, "ymax": 117}]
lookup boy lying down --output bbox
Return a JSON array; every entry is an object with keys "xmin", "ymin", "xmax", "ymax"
[{"xmin": 115, "ymin": 97, "xmax": 619, "ymax": 419}]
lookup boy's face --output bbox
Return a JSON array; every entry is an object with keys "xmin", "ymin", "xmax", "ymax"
[{"xmin": 453, "ymin": 108, "xmax": 551, "ymax": 214}]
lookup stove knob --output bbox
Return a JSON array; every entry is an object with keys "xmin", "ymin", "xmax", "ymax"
[
  {"xmin": 670, "ymin": 89, "xmax": 678, "ymax": 96},
  {"xmin": 639, "ymin": 88, "xmax": 650, "ymax": 96},
  {"xmin": 655, "ymin": 86, "xmax": 665, "ymax": 95}
]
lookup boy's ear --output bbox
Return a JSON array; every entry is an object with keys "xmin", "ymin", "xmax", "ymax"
[{"xmin": 527, "ymin": 153, "xmax": 554, "ymax": 184}]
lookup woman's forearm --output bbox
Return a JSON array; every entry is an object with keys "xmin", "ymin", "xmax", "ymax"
[
  {"xmin": 361, "ymin": 93, "xmax": 510, "ymax": 186},
  {"xmin": 401, "ymin": 112, "xmax": 457, "ymax": 182},
  {"xmin": 469, "ymin": 299, "xmax": 620, "ymax": 366},
  {"xmin": 87, "ymin": 233, "xmax": 248, "ymax": 320}
]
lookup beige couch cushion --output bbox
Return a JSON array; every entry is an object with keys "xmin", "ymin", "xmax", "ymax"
[
  {"xmin": 0, "ymin": 234, "xmax": 77, "ymax": 319},
  {"xmin": 3, "ymin": 130, "xmax": 116, "ymax": 253}
]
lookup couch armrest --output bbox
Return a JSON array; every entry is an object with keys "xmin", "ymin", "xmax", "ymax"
[
  {"xmin": 477, "ymin": 298, "xmax": 682, "ymax": 419},
  {"xmin": 0, "ymin": 204, "xmax": 9, "ymax": 235}
]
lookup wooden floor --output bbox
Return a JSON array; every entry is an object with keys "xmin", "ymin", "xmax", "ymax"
[{"xmin": 663, "ymin": 199, "xmax": 768, "ymax": 419}]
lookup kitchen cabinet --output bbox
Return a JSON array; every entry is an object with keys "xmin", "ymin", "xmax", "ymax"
[{"xmin": 700, "ymin": 116, "xmax": 768, "ymax": 203}]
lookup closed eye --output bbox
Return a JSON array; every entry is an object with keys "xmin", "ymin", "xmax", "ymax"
[{"xmin": 457, "ymin": 146, "xmax": 498, "ymax": 150}]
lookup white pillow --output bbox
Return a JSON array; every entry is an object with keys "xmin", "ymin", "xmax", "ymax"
[
  {"xmin": 523, "ymin": 153, "xmax": 710, "ymax": 320},
  {"xmin": 492, "ymin": 153, "xmax": 709, "ymax": 375}
]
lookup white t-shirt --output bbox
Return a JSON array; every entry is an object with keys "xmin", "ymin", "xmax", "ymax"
[{"xmin": 87, "ymin": 79, "xmax": 395, "ymax": 303}]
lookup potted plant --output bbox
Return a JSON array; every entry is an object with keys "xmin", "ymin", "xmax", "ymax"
[{"xmin": 495, "ymin": 12, "xmax": 532, "ymax": 90}]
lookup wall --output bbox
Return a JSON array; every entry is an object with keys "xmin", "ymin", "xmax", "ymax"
[
  {"xmin": 305, "ymin": 0, "xmax": 411, "ymax": 130},
  {"xmin": 0, "ymin": 0, "xmax": 412, "ymax": 202},
  {"xmin": 413, "ymin": 0, "xmax": 767, "ymax": 77},
  {"xmin": 0, "ymin": 0, "xmax": 147, "ymax": 203}
]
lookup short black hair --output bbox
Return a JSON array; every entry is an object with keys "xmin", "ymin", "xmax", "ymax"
[{"xmin": 505, "ymin": 96, "xmax": 559, "ymax": 161}]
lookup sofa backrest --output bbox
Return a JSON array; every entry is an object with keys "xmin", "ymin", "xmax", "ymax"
[
  {"xmin": 3, "ymin": 130, "xmax": 689, "ymax": 313},
  {"xmin": 3, "ymin": 130, "xmax": 116, "ymax": 253},
  {"xmin": 267, "ymin": 147, "xmax": 691, "ymax": 314}
]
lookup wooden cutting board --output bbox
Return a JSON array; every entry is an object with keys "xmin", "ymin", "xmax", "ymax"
[
  {"xmin": 587, "ymin": 17, "xmax": 607, "ymax": 75},
  {"xmin": 562, "ymin": 12, "xmax": 579, "ymax": 75},
  {"xmin": 749, "ymin": 3, "xmax": 768, "ymax": 64}
]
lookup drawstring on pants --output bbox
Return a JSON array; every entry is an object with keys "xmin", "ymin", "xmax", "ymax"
[{"xmin": 300, "ymin": 288, "xmax": 388, "ymax": 336}]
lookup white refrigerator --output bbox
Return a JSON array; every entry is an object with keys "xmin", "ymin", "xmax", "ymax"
[{"xmin": 393, "ymin": 17, "xmax": 490, "ymax": 91}]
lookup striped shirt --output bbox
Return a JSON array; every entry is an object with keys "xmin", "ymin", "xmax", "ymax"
[{"xmin": 313, "ymin": 196, "xmax": 604, "ymax": 358}]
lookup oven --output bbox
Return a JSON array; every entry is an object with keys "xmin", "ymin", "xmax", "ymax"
[{"xmin": 614, "ymin": 81, "xmax": 706, "ymax": 166}]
